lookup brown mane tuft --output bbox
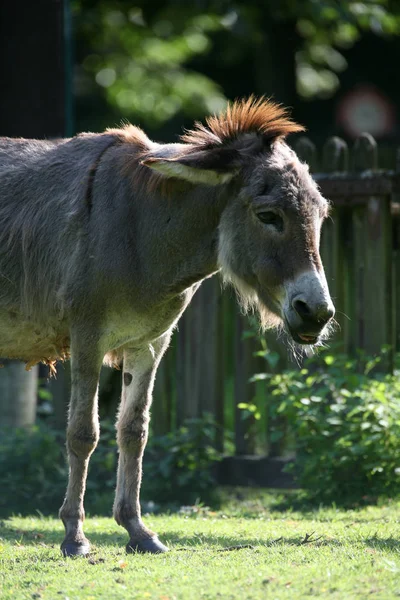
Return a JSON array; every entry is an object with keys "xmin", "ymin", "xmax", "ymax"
[
  {"xmin": 106, "ymin": 123, "xmax": 150, "ymax": 150},
  {"xmin": 181, "ymin": 96, "xmax": 304, "ymax": 148}
]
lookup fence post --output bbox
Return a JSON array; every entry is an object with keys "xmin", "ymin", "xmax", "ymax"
[
  {"xmin": 392, "ymin": 149, "xmax": 400, "ymax": 355},
  {"xmin": 0, "ymin": 361, "xmax": 38, "ymax": 427},
  {"xmin": 233, "ymin": 312, "xmax": 258, "ymax": 455},
  {"xmin": 152, "ymin": 343, "xmax": 174, "ymax": 436},
  {"xmin": 320, "ymin": 137, "xmax": 349, "ymax": 350},
  {"xmin": 351, "ymin": 134, "xmax": 392, "ymax": 364},
  {"xmin": 295, "ymin": 136, "xmax": 319, "ymax": 172},
  {"xmin": 175, "ymin": 277, "xmax": 225, "ymax": 446},
  {"xmin": 48, "ymin": 362, "xmax": 71, "ymax": 429}
]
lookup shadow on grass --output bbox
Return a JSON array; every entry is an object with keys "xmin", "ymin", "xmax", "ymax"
[
  {"xmin": 161, "ymin": 530, "xmax": 346, "ymax": 551},
  {"xmin": 1, "ymin": 486, "xmax": 393, "ymax": 522},
  {"xmin": 221, "ymin": 487, "xmax": 398, "ymax": 516},
  {"xmin": 364, "ymin": 536, "xmax": 400, "ymax": 553},
  {"xmin": 0, "ymin": 519, "xmax": 349, "ymax": 554},
  {"xmin": 2, "ymin": 519, "xmax": 399, "ymax": 557},
  {"xmin": 0, "ymin": 519, "xmax": 124, "ymax": 550}
]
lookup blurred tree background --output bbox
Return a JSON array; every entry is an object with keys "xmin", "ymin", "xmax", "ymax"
[{"xmin": 73, "ymin": 0, "xmax": 400, "ymax": 152}]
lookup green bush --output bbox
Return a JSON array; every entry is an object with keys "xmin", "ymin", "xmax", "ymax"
[
  {"xmin": 258, "ymin": 348, "xmax": 400, "ymax": 502},
  {"xmin": 0, "ymin": 415, "xmax": 222, "ymax": 517},
  {"xmin": 0, "ymin": 425, "xmax": 67, "ymax": 517},
  {"xmin": 143, "ymin": 415, "xmax": 223, "ymax": 506}
]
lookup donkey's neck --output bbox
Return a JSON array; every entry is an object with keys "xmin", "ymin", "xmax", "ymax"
[
  {"xmin": 91, "ymin": 144, "xmax": 231, "ymax": 308},
  {"xmin": 136, "ymin": 183, "xmax": 229, "ymax": 301}
]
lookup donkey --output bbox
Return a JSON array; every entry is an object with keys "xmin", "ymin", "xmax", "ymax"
[{"xmin": 0, "ymin": 97, "xmax": 334, "ymax": 556}]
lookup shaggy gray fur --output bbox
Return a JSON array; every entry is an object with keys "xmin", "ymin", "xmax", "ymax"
[{"xmin": 0, "ymin": 111, "xmax": 333, "ymax": 555}]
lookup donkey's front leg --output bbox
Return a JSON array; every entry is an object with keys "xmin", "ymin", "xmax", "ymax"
[
  {"xmin": 113, "ymin": 337, "xmax": 170, "ymax": 554},
  {"xmin": 59, "ymin": 345, "xmax": 102, "ymax": 557}
]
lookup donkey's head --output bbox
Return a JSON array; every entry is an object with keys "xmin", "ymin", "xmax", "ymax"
[{"xmin": 142, "ymin": 97, "xmax": 335, "ymax": 345}]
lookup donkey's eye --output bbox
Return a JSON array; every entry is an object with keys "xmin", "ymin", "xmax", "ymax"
[
  {"xmin": 261, "ymin": 183, "xmax": 271, "ymax": 196},
  {"xmin": 257, "ymin": 211, "xmax": 284, "ymax": 232}
]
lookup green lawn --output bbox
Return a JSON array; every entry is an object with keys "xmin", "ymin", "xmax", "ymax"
[{"xmin": 1, "ymin": 490, "xmax": 400, "ymax": 599}]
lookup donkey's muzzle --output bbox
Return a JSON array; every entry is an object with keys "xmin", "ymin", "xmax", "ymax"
[
  {"xmin": 286, "ymin": 295, "xmax": 335, "ymax": 344},
  {"xmin": 292, "ymin": 297, "xmax": 334, "ymax": 324}
]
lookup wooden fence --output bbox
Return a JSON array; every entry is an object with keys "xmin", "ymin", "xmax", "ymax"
[
  {"xmin": 47, "ymin": 133, "xmax": 400, "ymax": 481},
  {"xmin": 149, "ymin": 133, "xmax": 400, "ymax": 464}
]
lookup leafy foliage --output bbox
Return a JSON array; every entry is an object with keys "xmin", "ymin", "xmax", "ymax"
[
  {"xmin": 73, "ymin": 2, "xmax": 227, "ymax": 128},
  {"xmin": 0, "ymin": 415, "xmax": 222, "ymax": 517},
  {"xmin": 289, "ymin": 0, "xmax": 400, "ymax": 98},
  {"xmin": 0, "ymin": 425, "xmax": 67, "ymax": 517},
  {"xmin": 255, "ymin": 348, "xmax": 400, "ymax": 502},
  {"xmin": 73, "ymin": 0, "xmax": 400, "ymax": 131},
  {"xmin": 143, "ymin": 414, "xmax": 223, "ymax": 505}
]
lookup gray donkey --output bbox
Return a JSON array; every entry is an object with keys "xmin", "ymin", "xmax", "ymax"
[{"xmin": 0, "ymin": 97, "xmax": 334, "ymax": 556}]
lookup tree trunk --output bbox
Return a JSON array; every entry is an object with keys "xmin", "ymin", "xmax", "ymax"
[{"xmin": 0, "ymin": 361, "xmax": 39, "ymax": 427}]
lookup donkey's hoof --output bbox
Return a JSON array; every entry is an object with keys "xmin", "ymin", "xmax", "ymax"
[
  {"xmin": 126, "ymin": 536, "xmax": 169, "ymax": 554},
  {"xmin": 61, "ymin": 540, "xmax": 91, "ymax": 557}
]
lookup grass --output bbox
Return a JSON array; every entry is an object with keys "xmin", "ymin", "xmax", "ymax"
[{"xmin": 1, "ymin": 489, "xmax": 400, "ymax": 599}]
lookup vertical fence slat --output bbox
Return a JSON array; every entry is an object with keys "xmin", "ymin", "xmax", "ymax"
[
  {"xmin": 294, "ymin": 136, "xmax": 318, "ymax": 172},
  {"xmin": 352, "ymin": 204, "xmax": 366, "ymax": 351},
  {"xmin": 152, "ymin": 344, "xmax": 174, "ymax": 436},
  {"xmin": 322, "ymin": 136, "xmax": 349, "ymax": 173},
  {"xmin": 175, "ymin": 277, "xmax": 225, "ymax": 445},
  {"xmin": 391, "ymin": 148, "xmax": 400, "ymax": 356},
  {"xmin": 49, "ymin": 361, "xmax": 71, "ymax": 429},
  {"xmin": 363, "ymin": 195, "xmax": 392, "ymax": 358},
  {"xmin": 393, "ymin": 207, "xmax": 400, "ymax": 355},
  {"xmin": 234, "ymin": 312, "xmax": 257, "ymax": 455},
  {"xmin": 176, "ymin": 294, "xmax": 199, "ymax": 423},
  {"xmin": 352, "ymin": 133, "xmax": 378, "ymax": 172},
  {"xmin": 350, "ymin": 135, "xmax": 378, "ymax": 352},
  {"xmin": 198, "ymin": 277, "xmax": 225, "ymax": 449},
  {"xmin": 320, "ymin": 137, "xmax": 348, "ymax": 350},
  {"xmin": 0, "ymin": 361, "xmax": 38, "ymax": 427},
  {"xmin": 350, "ymin": 134, "xmax": 392, "ymax": 363}
]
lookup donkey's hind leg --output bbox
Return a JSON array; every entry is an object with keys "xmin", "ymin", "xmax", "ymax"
[
  {"xmin": 113, "ymin": 334, "xmax": 171, "ymax": 553},
  {"xmin": 59, "ymin": 337, "xmax": 102, "ymax": 557}
]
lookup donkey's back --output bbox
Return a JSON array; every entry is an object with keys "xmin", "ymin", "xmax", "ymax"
[{"xmin": 0, "ymin": 133, "xmax": 120, "ymax": 364}]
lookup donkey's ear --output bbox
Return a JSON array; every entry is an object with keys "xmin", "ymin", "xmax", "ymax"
[{"xmin": 141, "ymin": 148, "xmax": 239, "ymax": 186}]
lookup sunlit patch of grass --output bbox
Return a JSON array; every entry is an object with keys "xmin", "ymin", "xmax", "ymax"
[{"xmin": 1, "ymin": 490, "xmax": 400, "ymax": 599}]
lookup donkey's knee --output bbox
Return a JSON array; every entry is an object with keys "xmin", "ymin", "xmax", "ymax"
[
  {"xmin": 66, "ymin": 422, "xmax": 99, "ymax": 458},
  {"xmin": 117, "ymin": 412, "xmax": 149, "ymax": 457}
]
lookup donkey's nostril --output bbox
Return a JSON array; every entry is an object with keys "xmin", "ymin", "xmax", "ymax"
[
  {"xmin": 315, "ymin": 303, "xmax": 335, "ymax": 323},
  {"xmin": 292, "ymin": 298, "xmax": 312, "ymax": 320},
  {"xmin": 292, "ymin": 298, "xmax": 334, "ymax": 325}
]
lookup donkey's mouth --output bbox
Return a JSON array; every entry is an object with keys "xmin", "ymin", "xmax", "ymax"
[
  {"xmin": 289, "ymin": 331, "xmax": 319, "ymax": 345},
  {"xmin": 297, "ymin": 333, "xmax": 318, "ymax": 344},
  {"xmin": 284, "ymin": 322, "xmax": 320, "ymax": 345}
]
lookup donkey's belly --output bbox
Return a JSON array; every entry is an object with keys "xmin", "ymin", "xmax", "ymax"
[
  {"xmin": 0, "ymin": 309, "xmax": 70, "ymax": 365},
  {"xmin": 102, "ymin": 289, "xmax": 197, "ymax": 366},
  {"xmin": 0, "ymin": 287, "xmax": 196, "ymax": 367}
]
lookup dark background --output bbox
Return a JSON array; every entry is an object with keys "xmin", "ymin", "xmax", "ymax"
[{"xmin": 1, "ymin": 1, "xmax": 400, "ymax": 156}]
